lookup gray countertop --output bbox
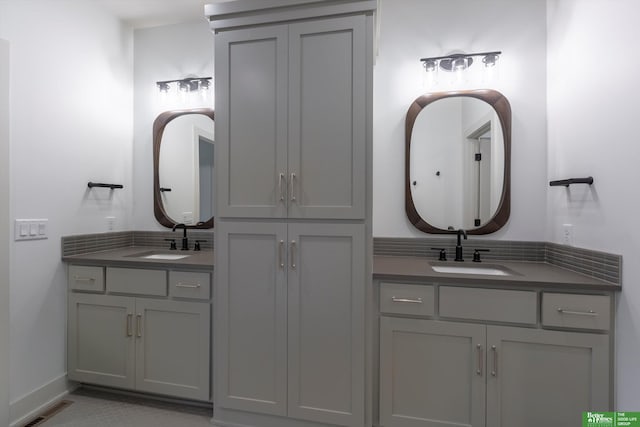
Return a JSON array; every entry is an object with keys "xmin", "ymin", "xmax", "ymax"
[
  {"xmin": 62, "ymin": 249, "xmax": 619, "ymax": 291},
  {"xmin": 373, "ymin": 255, "xmax": 621, "ymax": 291},
  {"xmin": 63, "ymin": 246, "xmax": 214, "ymax": 270}
]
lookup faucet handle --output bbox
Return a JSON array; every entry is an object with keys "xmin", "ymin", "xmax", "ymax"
[
  {"xmin": 164, "ymin": 238, "xmax": 177, "ymax": 250},
  {"xmin": 473, "ymin": 248, "xmax": 490, "ymax": 262},
  {"xmin": 194, "ymin": 240, "xmax": 207, "ymax": 251},
  {"xmin": 431, "ymin": 247, "xmax": 447, "ymax": 261}
]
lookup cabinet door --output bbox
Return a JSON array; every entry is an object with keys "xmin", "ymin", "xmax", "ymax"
[
  {"xmin": 215, "ymin": 221, "xmax": 288, "ymax": 415},
  {"xmin": 68, "ymin": 293, "xmax": 135, "ymax": 389},
  {"xmin": 379, "ymin": 317, "xmax": 486, "ymax": 427},
  {"xmin": 486, "ymin": 326, "xmax": 610, "ymax": 427},
  {"xmin": 215, "ymin": 25, "xmax": 288, "ymax": 219},
  {"xmin": 288, "ymin": 15, "xmax": 366, "ymax": 220},
  {"xmin": 287, "ymin": 223, "xmax": 365, "ymax": 426},
  {"xmin": 135, "ymin": 299, "xmax": 210, "ymax": 401}
]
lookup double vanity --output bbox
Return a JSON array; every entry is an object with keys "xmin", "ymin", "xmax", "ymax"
[{"xmin": 62, "ymin": 238, "xmax": 620, "ymax": 427}]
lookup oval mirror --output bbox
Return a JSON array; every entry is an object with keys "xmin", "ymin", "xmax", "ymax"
[
  {"xmin": 405, "ymin": 89, "xmax": 511, "ymax": 234},
  {"xmin": 153, "ymin": 108, "xmax": 215, "ymax": 228}
]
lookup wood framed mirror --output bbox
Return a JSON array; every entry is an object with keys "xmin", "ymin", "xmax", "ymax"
[
  {"xmin": 405, "ymin": 89, "xmax": 511, "ymax": 234},
  {"xmin": 153, "ymin": 108, "xmax": 215, "ymax": 229}
]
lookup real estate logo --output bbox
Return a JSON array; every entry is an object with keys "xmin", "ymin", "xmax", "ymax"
[
  {"xmin": 584, "ymin": 412, "xmax": 614, "ymax": 427},
  {"xmin": 583, "ymin": 412, "xmax": 640, "ymax": 427}
]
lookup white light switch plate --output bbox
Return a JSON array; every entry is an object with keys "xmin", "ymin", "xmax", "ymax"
[{"xmin": 15, "ymin": 219, "xmax": 48, "ymax": 241}]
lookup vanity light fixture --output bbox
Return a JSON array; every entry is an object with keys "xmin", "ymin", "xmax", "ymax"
[
  {"xmin": 156, "ymin": 77, "xmax": 212, "ymax": 94},
  {"xmin": 420, "ymin": 51, "xmax": 502, "ymax": 74}
]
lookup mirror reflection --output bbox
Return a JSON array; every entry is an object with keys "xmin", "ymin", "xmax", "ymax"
[
  {"xmin": 406, "ymin": 89, "xmax": 511, "ymax": 234},
  {"xmin": 153, "ymin": 109, "xmax": 215, "ymax": 228}
]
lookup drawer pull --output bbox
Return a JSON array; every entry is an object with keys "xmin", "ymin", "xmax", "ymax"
[
  {"xmin": 73, "ymin": 276, "xmax": 95, "ymax": 283},
  {"xmin": 391, "ymin": 296, "xmax": 423, "ymax": 304},
  {"xmin": 557, "ymin": 308, "xmax": 598, "ymax": 316},
  {"xmin": 176, "ymin": 282, "xmax": 201, "ymax": 289},
  {"xmin": 136, "ymin": 314, "xmax": 142, "ymax": 337},
  {"xmin": 278, "ymin": 173, "xmax": 285, "ymax": 201},
  {"xmin": 476, "ymin": 344, "xmax": 483, "ymax": 376},
  {"xmin": 290, "ymin": 173, "xmax": 297, "ymax": 202},
  {"xmin": 279, "ymin": 240, "xmax": 285, "ymax": 269},
  {"xmin": 491, "ymin": 345, "xmax": 498, "ymax": 377},
  {"xmin": 126, "ymin": 314, "xmax": 133, "ymax": 337}
]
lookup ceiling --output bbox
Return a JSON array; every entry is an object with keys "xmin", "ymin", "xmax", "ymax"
[{"xmin": 95, "ymin": 0, "xmax": 215, "ymax": 29}]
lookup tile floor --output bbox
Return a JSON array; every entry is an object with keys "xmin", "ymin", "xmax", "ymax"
[{"xmin": 32, "ymin": 388, "xmax": 212, "ymax": 427}]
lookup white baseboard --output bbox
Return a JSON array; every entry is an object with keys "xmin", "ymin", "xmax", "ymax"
[{"xmin": 9, "ymin": 375, "xmax": 77, "ymax": 427}]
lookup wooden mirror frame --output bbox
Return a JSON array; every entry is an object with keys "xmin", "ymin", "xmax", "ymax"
[
  {"xmin": 405, "ymin": 89, "xmax": 511, "ymax": 234},
  {"xmin": 152, "ymin": 108, "xmax": 215, "ymax": 229}
]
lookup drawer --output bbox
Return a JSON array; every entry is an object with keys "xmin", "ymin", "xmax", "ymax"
[
  {"xmin": 106, "ymin": 267, "xmax": 167, "ymax": 296},
  {"xmin": 542, "ymin": 293, "xmax": 610, "ymax": 331},
  {"xmin": 380, "ymin": 282, "xmax": 434, "ymax": 317},
  {"xmin": 68, "ymin": 265, "xmax": 104, "ymax": 292},
  {"xmin": 169, "ymin": 271, "xmax": 211, "ymax": 300},
  {"xmin": 439, "ymin": 286, "xmax": 537, "ymax": 325}
]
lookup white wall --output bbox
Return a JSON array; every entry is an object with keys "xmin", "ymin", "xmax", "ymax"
[
  {"xmin": 0, "ymin": 0, "xmax": 133, "ymax": 420},
  {"xmin": 132, "ymin": 20, "xmax": 214, "ymax": 230},
  {"xmin": 546, "ymin": 0, "xmax": 640, "ymax": 409},
  {"xmin": 373, "ymin": 0, "xmax": 547, "ymax": 239},
  {"xmin": 1, "ymin": 35, "xmax": 11, "ymax": 427}
]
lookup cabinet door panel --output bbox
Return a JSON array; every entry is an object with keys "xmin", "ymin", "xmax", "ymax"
[
  {"xmin": 380, "ymin": 318, "xmax": 486, "ymax": 427},
  {"xmin": 135, "ymin": 299, "xmax": 210, "ymax": 401},
  {"xmin": 287, "ymin": 223, "xmax": 365, "ymax": 426},
  {"xmin": 68, "ymin": 294, "xmax": 135, "ymax": 389},
  {"xmin": 216, "ymin": 221, "xmax": 288, "ymax": 415},
  {"xmin": 216, "ymin": 25, "xmax": 288, "ymax": 218},
  {"xmin": 487, "ymin": 326, "xmax": 610, "ymax": 427},
  {"xmin": 288, "ymin": 15, "xmax": 366, "ymax": 219}
]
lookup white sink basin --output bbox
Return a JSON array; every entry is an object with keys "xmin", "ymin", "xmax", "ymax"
[
  {"xmin": 125, "ymin": 251, "xmax": 191, "ymax": 260},
  {"xmin": 431, "ymin": 265, "xmax": 512, "ymax": 276},
  {"xmin": 142, "ymin": 254, "xmax": 190, "ymax": 260}
]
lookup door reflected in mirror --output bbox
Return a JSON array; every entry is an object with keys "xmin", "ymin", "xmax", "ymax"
[
  {"xmin": 406, "ymin": 90, "xmax": 511, "ymax": 234},
  {"xmin": 153, "ymin": 109, "xmax": 215, "ymax": 228}
]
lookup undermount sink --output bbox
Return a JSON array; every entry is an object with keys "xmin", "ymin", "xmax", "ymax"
[
  {"xmin": 125, "ymin": 251, "xmax": 191, "ymax": 261},
  {"xmin": 431, "ymin": 264, "xmax": 513, "ymax": 276}
]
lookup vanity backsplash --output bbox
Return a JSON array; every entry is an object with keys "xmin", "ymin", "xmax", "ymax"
[
  {"xmin": 61, "ymin": 232, "xmax": 621, "ymax": 286},
  {"xmin": 61, "ymin": 230, "xmax": 214, "ymax": 257}
]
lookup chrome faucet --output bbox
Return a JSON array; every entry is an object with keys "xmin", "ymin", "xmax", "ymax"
[
  {"xmin": 455, "ymin": 229, "xmax": 467, "ymax": 262},
  {"xmin": 172, "ymin": 223, "xmax": 189, "ymax": 250}
]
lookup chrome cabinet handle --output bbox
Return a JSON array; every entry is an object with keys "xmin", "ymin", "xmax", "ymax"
[
  {"xmin": 290, "ymin": 240, "xmax": 296, "ymax": 269},
  {"xmin": 391, "ymin": 296, "xmax": 423, "ymax": 304},
  {"xmin": 136, "ymin": 314, "xmax": 142, "ymax": 338},
  {"xmin": 279, "ymin": 240, "xmax": 285, "ymax": 269},
  {"xmin": 73, "ymin": 276, "xmax": 95, "ymax": 282},
  {"xmin": 557, "ymin": 308, "xmax": 598, "ymax": 316},
  {"xmin": 278, "ymin": 173, "xmax": 285, "ymax": 201},
  {"xmin": 476, "ymin": 344, "xmax": 483, "ymax": 376},
  {"xmin": 491, "ymin": 345, "xmax": 497, "ymax": 376},
  {"xmin": 176, "ymin": 282, "xmax": 201, "ymax": 289},
  {"xmin": 290, "ymin": 173, "xmax": 296, "ymax": 202},
  {"xmin": 126, "ymin": 314, "xmax": 133, "ymax": 337}
]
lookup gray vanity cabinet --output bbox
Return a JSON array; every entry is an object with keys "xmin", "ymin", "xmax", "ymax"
[
  {"xmin": 486, "ymin": 325, "xmax": 609, "ymax": 427},
  {"xmin": 216, "ymin": 221, "xmax": 365, "ymax": 426},
  {"xmin": 134, "ymin": 299, "xmax": 210, "ymax": 400},
  {"xmin": 380, "ymin": 317, "xmax": 486, "ymax": 427},
  {"xmin": 215, "ymin": 15, "xmax": 366, "ymax": 220},
  {"xmin": 378, "ymin": 282, "xmax": 612, "ymax": 427},
  {"xmin": 67, "ymin": 266, "xmax": 211, "ymax": 402},
  {"xmin": 68, "ymin": 293, "xmax": 135, "ymax": 390}
]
